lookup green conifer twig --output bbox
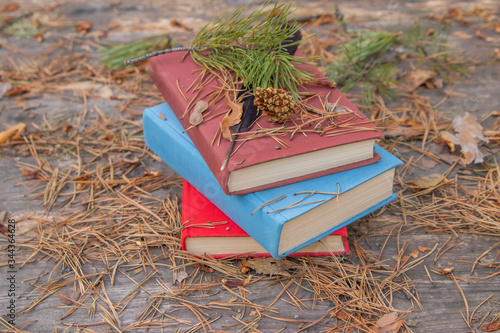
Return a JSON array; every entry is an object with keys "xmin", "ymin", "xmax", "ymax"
[{"xmin": 124, "ymin": 0, "xmax": 316, "ymax": 99}]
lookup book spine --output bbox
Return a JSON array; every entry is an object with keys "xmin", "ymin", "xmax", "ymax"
[{"xmin": 143, "ymin": 105, "xmax": 285, "ymax": 258}]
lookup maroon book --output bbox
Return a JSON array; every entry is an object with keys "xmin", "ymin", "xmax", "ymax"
[
  {"xmin": 149, "ymin": 51, "xmax": 383, "ymax": 195},
  {"xmin": 181, "ymin": 180, "xmax": 350, "ymax": 258}
]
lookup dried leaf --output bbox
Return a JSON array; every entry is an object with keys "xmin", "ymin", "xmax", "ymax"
[
  {"xmin": 240, "ymin": 258, "xmax": 291, "ymax": 276},
  {"xmin": 400, "ymin": 69, "xmax": 437, "ymax": 92},
  {"xmin": 421, "ymin": 159, "xmax": 438, "ymax": 169},
  {"xmin": 6, "ymin": 86, "xmax": 30, "ymax": 97},
  {"xmin": 75, "ymin": 21, "xmax": 92, "ymax": 34},
  {"xmin": 108, "ymin": 22, "xmax": 120, "ymax": 29},
  {"xmin": 0, "ymin": 223, "xmax": 8, "ymax": 236},
  {"xmin": 418, "ymin": 246, "xmax": 431, "ymax": 252},
  {"xmin": 332, "ymin": 309, "xmax": 350, "ymax": 321},
  {"xmin": 409, "ymin": 250, "xmax": 419, "ymax": 259},
  {"xmin": 0, "ymin": 3, "xmax": 19, "ymax": 12},
  {"xmin": 57, "ymin": 291, "xmax": 74, "ymax": 305},
  {"xmin": 482, "ymin": 321, "xmax": 500, "ymax": 332},
  {"xmin": 189, "ymin": 100, "xmax": 208, "ymax": 126},
  {"xmin": 0, "ymin": 82, "xmax": 13, "ymax": 99},
  {"xmin": 220, "ymin": 94, "xmax": 243, "ymax": 141},
  {"xmin": 441, "ymin": 113, "xmax": 488, "ymax": 164},
  {"xmin": 413, "ymin": 174, "xmax": 445, "ymax": 189},
  {"xmin": 476, "ymin": 30, "xmax": 488, "ymax": 41},
  {"xmin": 174, "ymin": 271, "xmax": 188, "ymax": 284},
  {"xmin": 376, "ymin": 312, "xmax": 404, "ymax": 333},
  {"xmin": 454, "ymin": 31, "xmax": 473, "ymax": 39}
]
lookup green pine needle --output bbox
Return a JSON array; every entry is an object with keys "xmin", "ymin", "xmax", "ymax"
[{"xmin": 190, "ymin": 0, "xmax": 315, "ymax": 99}]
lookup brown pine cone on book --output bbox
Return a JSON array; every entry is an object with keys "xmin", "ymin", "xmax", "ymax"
[{"xmin": 254, "ymin": 87, "xmax": 296, "ymax": 123}]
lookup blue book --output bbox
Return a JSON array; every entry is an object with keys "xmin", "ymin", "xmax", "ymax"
[{"xmin": 143, "ymin": 103, "xmax": 402, "ymax": 259}]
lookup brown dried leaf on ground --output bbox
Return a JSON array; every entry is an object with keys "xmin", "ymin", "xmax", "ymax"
[
  {"xmin": 399, "ymin": 68, "xmax": 437, "ymax": 92},
  {"xmin": 0, "ymin": 3, "xmax": 19, "ymax": 12},
  {"xmin": 220, "ymin": 93, "xmax": 243, "ymax": 140},
  {"xmin": 240, "ymin": 258, "xmax": 291, "ymax": 276},
  {"xmin": 454, "ymin": 31, "xmax": 473, "ymax": 40},
  {"xmin": 57, "ymin": 291, "xmax": 74, "ymax": 305},
  {"xmin": 441, "ymin": 113, "xmax": 489, "ymax": 164},
  {"xmin": 412, "ymin": 174, "xmax": 446, "ymax": 189},
  {"xmin": 0, "ymin": 223, "xmax": 8, "ymax": 236},
  {"xmin": 374, "ymin": 312, "xmax": 404, "ymax": 333},
  {"xmin": 482, "ymin": 321, "xmax": 500, "ymax": 332}
]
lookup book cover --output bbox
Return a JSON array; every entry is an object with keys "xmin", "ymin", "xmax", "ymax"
[
  {"xmin": 149, "ymin": 51, "xmax": 383, "ymax": 195},
  {"xmin": 143, "ymin": 102, "xmax": 402, "ymax": 259},
  {"xmin": 182, "ymin": 180, "xmax": 350, "ymax": 258}
]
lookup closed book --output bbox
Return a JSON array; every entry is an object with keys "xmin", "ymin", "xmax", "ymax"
[
  {"xmin": 149, "ymin": 51, "xmax": 383, "ymax": 195},
  {"xmin": 143, "ymin": 102, "xmax": 402, "ymax": 259},
  {"xmin": 182, "ymin": 180, "xmax": 350, "ymax": 258}
]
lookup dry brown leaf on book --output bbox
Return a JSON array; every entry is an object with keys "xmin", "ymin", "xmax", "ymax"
[
  {"xmin": 441, "ymin": 112, "xmax": 489, "ymax": 164},
  {"xmin": 189, "ymin": 100, "xmax": 208, "ymax": 126},
  {"xmin": 220, "ymin": 93, "xmax": 243, "ymax": 140}
]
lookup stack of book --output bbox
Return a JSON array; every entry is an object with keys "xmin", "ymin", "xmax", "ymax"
[{"xmin": 143, "ymin": 51, "xmax": 402, "ymax": 259}]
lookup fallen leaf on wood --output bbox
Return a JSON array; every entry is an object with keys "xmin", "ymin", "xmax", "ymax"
[
  {"xmin": 6, "ymin": 86, "xmax": 30, "ymax": 97},
  {"xmin": 0, "ymin": 223, "xmax": 8, "ymax": 236},
  {"xmin": 454, "ymin": 31, "xmax": 473, "ymax": 39},
  {"xmin": 0, "ymin": 3, "xmax": 19, "ymax": 12},
  {"xmin": 399, "ymin": 68, "xmax": 437, "ymax": 92},
  {"xmin": 413, "ymin": 174, "xmax": 445, "ymax": 189},
  {"xmin": 240, "ymin": 258, "xmax": 291, "ymax": 276},
  {"xmin": 421, "ymin": 158, "xmax": 438, "ymax": 169},
  {"xmin": 0, "ymin": 82, "xmax": 13, "ymax": 99},
  {"xmin": 220, "ymin": 94, "xmax": 243, "ymax": 140},
  {"xmin": 375, "ymin": 312, "xmax": 404, "ymax": 333},
  {"xmin": 75, "ymin": 21, "xmax": 92, "ymax": 34},
  {"xmin": 332, "ymin": 309, "xmax": 350, "ymax": 321},
  {"xmin": 174, "ymin": 271, "xmax": 188, "ymax": 284},
  {"xmin": 0, "ymin": 123, "xmax": 26, "ymax": 144},
  {"xmin": 441, "ymin": 113, "xmax": 488, "ymax": 164},
  {"xmin": 482, "ymin": 321, "xmax": 500, "ymax": 332},
  {"xmin": 418, "ymin": 246, "xmax": 431, "ymax": 252},
  {"xmin": 189, "ymin": 100, "xmax": 208, "ymax": 126},
  {"xmin": 493, "ymin": 49, "xmax": 500, "ymax": 61},
  {"xmin": 57, "ymin": 291, "xmax": 74, "ymax": 305},
  {"xmin": 108, "ymin": 22, "xmax": 120, "ymax": 29},
  {"xmin": 476, "ymin": 30, "xmax": 488, "ymax": 41}
]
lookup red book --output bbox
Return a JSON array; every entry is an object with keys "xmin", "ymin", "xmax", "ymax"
[
  {"xmin": 181, "ymin": 180, "xmax": 350, "ymax": 258},
  {"xmin": 149, "ymin": 51, "xmax": 383, "ymax": 195}
]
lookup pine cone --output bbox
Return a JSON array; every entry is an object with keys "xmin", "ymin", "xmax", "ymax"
[{"xmin": 254, "ymin": 87, "xmax": 296, "ymax": 123}]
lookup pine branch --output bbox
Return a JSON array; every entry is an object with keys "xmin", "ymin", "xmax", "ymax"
[{"xmin": 124, "ymin": 46, "xmax": 201, "ymax": 65}]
